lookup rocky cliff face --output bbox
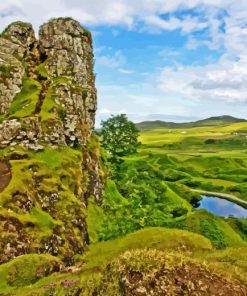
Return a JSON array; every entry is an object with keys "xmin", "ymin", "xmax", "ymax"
[{"xmin": 0, "ymin": 18, "xmax": 105, "ymax": 266}]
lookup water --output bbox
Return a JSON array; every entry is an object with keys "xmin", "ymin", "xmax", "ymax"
[{"xmin": 196, "ymin": 195, "xmax": 247, "ymax": 218}]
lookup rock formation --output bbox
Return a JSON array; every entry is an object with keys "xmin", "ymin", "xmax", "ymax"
[
  {"xmin": 0, "ymin": 18, "xmax": 105, "ymax": 266},
  {"xmin": 0, "ymin": 18, "xmax": 96, "ymax": 149}
]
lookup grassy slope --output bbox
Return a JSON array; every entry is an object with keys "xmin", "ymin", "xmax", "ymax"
[
  {"xmin": 82, "ymin": 227, "xmax": 213, "ymax": 269},
  {"xmin": 0, "ymin": 227, "xmax": 246, "ymax": 295}
]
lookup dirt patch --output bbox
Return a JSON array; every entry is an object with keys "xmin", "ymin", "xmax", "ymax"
[{"xmin": 0, "ymin": 160, "xmax": 11, "ymax": 193}]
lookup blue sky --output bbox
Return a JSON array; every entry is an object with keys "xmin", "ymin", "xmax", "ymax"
[{"xmin": 1, "ymin": 0, "xmax": 247, "ymax": 126}]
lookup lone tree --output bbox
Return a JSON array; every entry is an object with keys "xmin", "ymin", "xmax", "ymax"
[{"xmin": 100, "ymin": 114, "xmax": 140, "ymax": 161}]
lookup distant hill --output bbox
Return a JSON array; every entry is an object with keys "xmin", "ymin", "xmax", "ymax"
[{"xmin": 136, "ymin": 115, "xmax": 247, "ymax": 130}]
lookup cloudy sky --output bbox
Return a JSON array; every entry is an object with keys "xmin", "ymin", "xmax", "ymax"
[{"xmin": 1, "ymin": 0, "xmax": 247, "ymax": 125}]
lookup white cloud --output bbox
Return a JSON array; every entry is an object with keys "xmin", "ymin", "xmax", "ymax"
[
  {"xmin": 158, "ymin": 54, "xmax": 247, "ymax": 103},
  {"xmin": 156, "ymin": 1, "xmax": 247, "ymax": 104},
  {"xmin": 97, "ymin": 50, "xmax": 126, "ymax": 68},
  {"xmin": 118, "ymin": 68, "xmax": 135, "ymax": 74},
  {"xmin": 97, "ymin": 82, "xmax": 192, "ymax": 118},
  {"xmin": 144, "ymin": 15, "xmax": 208, "ymax": 34},
  {"xmin": 0, "ymin": 0, "xmax": 236, "ymax": 32},
  {"xmin": 99, "ymin": 108, "xmax": 111, "ymax": 114}
]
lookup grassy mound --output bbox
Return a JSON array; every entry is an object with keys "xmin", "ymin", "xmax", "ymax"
[
  {"xmin": 82, "ymin": 227, "xmax": 213, "ymax": 270},
  {"xmin": 171, "ymin": 210, "xmax": 245, "ymax": 248},
  {"xmin": 0, "ymin": 254, "xmax": 61, "ymax": 290}
]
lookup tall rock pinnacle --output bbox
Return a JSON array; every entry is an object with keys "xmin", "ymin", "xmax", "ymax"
[
  {"xmin": 0, "ymin": 18, "xmax": 104, "ymax": 266},
  {"xmin": 0, "ymin": 18, "xmax": 97, "ymax": 148}
]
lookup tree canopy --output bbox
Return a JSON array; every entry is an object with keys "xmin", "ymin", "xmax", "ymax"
[{"xmin": 100, "ymin": 114, "xmax": 140, "ymax": 161}]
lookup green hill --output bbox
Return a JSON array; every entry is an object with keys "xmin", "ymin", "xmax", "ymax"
[{"xmin": 136, "ymin": 115, "xmax": 247, "ymax": 130}]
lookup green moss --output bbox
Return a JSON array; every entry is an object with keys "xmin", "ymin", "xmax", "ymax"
[
  {"xmin": 0, "ymin": 156, "xmax": 36, "ymax": 207},
  {"xmin": 0, "ymin": 254, "xmax": 61, "ymax": 290},
  {"xmin": 5, "ymin": 78, "xmax": 41, "ymax": 119},
  {"xmin": 29, "ymin": 207, "xmax": 61, "ymax": 230},
  {"xmin": 39, "ymin": 86, "xmax": 60, "ymax": 121},
  {"xmin": 30, "ymin": 146, "xmax": 81, "ymax": 170},
  {"xmin": 0, "ymin": 64, "xmax": 15, "ymax": 77},
  {"xmin": 86, "ymin": 197, "xmax": 104, "ymax": 243},
  {"xmin": 39, "ymin": 75, "xmax": 90, "ymax": 121},
  {"xmin": 0, "ymin": 144, "xmax": 87, "ymax": 261},
  {"xmin": 35, "ymin": 62, "xmax": 48, "ymax": 79}
]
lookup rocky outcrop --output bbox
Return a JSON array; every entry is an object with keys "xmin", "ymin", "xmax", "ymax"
[
  {"xmin": 0, "ymin": 18, "xmax": 97, "ymax": 148},
  {"xmin": 38, "ymin": 18, "xmax": 97, "ymax": 145},
  {"xmin": 0, "ymin": 18, "xmax": 104, "ymax": 266},
  {"xmin": 0, "ymin": 55, "xmax": 24, "ymax": 115},
  {"xmin": 0, "ymin": 22, "xmax": 37, "ymax": 115}
]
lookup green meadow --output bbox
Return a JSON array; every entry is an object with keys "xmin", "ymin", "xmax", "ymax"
[{"xmin": 140, "ymin": 122, "xmax": 247, "ymax": 197}]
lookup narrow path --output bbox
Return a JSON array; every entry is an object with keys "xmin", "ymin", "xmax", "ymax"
[
  {"xmin": 192, "ymin": 189, "xmax": 247, "ymax": 207},
  {"xmin": 0, "ymin": 160, "xmax": 11, "ymax": 193}
]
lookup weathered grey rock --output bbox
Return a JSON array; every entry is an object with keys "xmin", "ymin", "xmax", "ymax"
[
  {"xmin": 0, "ymin": 22, "xmax": 37, "ymax": 114},
  {"xmin": 39, "ymin": 18, "xmax": 97, "ymax": 144},
  {"xmin": 2, "ymin": 21, "xmax": 36, "ymax": 52},
  {"xmin": 0, "ymin": 53, "xmax": 25, "ymax": 114},
  {"xmin": 0, "ymin": 119, "xmax": 22, "ymax": 144},
  {"xmin": 0, "ymin": 18, "xmax": 97, "ymax": 147}
]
